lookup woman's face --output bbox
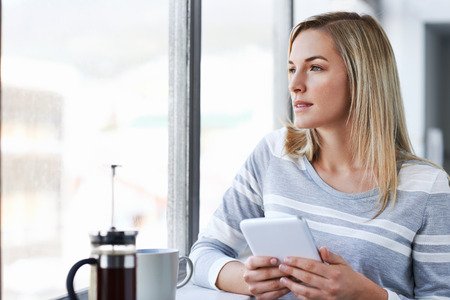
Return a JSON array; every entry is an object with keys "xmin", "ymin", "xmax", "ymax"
[{"xmin": 288, "ymin": 29, "xmax": 350, "ymax": 130}]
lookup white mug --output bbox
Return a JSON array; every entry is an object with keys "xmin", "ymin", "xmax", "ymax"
[{"xmin": 137, "ymin": 249, "xmax": 193, "ymax": 300}]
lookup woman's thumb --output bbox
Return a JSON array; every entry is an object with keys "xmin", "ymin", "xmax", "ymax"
[{"xmin": 319, "ymin": 247, "xmax": 347, "ymax": 265}]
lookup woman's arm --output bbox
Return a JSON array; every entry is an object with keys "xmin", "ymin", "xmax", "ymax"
[
  {"xmin": 216, "ymin": 261, "xmax": 248, "ymax": 294},
  {"xmin": 189, "ymin": 131, "xmax": 282, "ymax": 290}
]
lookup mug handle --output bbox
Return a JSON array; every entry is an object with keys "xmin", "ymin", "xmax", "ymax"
[
  {"xmin": 66, "ymin": 258, "xmax": 97, "ymax": 300},
  {"xmin": 177, "ymin": 256, "xmax": 193, "ymax": 288}
]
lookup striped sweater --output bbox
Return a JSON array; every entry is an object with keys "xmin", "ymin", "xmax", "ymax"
[{"xmin": 190, "ymin": 128, "xmax": 450, "ymax": 300}]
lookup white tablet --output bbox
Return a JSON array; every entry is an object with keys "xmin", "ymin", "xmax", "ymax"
[{"xmin": 240, "ymin": 216, "xmax": 322, "ymax": 262}]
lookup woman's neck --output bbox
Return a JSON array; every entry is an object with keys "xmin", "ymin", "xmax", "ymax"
[
  {"xmin": 313, "ymin": 127, "xmax": 361, "ymax": 171},
  {"xmin": 311, "ymin": 127, "xmax": 376, "ymax": 193}
]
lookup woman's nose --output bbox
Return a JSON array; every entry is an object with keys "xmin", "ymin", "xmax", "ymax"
[{"xmin": 288, "ymin": 72, "xmax": 306, "ymax": 93}]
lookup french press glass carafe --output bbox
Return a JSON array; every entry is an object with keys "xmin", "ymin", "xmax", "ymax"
[{"xmin": 66, "ymin": 227, "xmax": 138, "ymax": 300}]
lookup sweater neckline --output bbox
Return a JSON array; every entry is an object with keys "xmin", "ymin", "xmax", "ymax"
[{"xmin": 302, "ymin": 156, "xmax": 379, "ymax": 200}]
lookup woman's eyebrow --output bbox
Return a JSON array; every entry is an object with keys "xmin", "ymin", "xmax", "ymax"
[
  {"xmin": 288, "ymin": 55, "xmax": 328, "ymax": 65},
  {"xmin": 305, "ymin": 55, "xmax": 328, "ymax": 62}
]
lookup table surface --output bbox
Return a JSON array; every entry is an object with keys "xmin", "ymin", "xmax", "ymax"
[
  {"xmin": 177, "ymin": 284, "xmax": 251, "ymax": 300},
  {"xmin": 177, "ymin": 284, "xmax": 296, "ymax": 300},
  {"xmin": 57, "ymin": 283, "xmax": 296, "ymax": 299}
]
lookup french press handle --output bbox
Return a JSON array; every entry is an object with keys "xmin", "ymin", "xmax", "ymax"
[{"xmin": 66, "ymin": 257, "xmax": 97, "ymax": 300}]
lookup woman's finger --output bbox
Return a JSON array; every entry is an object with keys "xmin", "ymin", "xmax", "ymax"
[
  {"xmin": 319, "ymin": 247, "xmax": 347, "ymax": 265},
  {"xmin": 247, "ymin": 278, "xmax": 289, "ymax": 296},
  {"xmin": 279, "ymin": 263, "xmax": 328, "ymax": 290},
  {"xmin": 244, "ymin": 266, "xmax": 286, "ymax": 282},
  {"xmin": 254, "ymin": 288, "xmax": 291, "ymax": 300},
  {"xmin": 283, "ymin": 256, "xmax": 329, "ymax": 277},
  {"xmin": 245, "ymin": 256, "xmax": 279, "ymax": 270},
  {"xmin": 280, "ymin": 276, "xmax": 321, "ymax": 300}
]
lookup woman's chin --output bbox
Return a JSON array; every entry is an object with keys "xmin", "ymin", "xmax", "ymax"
[{"xmin": 294, "ymin": 121, "xmax": 315, "ymax": 129}]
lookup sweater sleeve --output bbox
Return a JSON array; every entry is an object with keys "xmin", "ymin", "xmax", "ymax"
[
  {"xmin": 189, "ymin": 131, "xmax": 277, "ymax": 290},
  {"xmin": 385, "ymin": 169, "xmax": 450, "ymax": 300},
  {"xmin": 375, "ymin": 169, "xmax": 450, "ymax": 300},
  {"xmin": 410, "ymin": 170, "xmax": 450, "ymax": 298}
]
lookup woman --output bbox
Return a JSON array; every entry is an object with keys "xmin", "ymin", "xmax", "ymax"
[{"xmin": 190, "ymin": 12, "xmax": 450, "ymax": 300}]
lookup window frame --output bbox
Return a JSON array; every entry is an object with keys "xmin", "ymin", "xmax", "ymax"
[{"xmin": 168, "ymin": 0, "xmax": 202, "ymax": 256}]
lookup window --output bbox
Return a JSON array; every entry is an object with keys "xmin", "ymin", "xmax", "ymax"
[
  {"xmin": 1, "ymin": 0, "xmax": 168, "ymax": 298},
  {"xmin": 1, "ymin": 0, "xmax": 293, "ymax": 297},
  {"xmin": 199, "ymin": 0, "xmax": 275, "ymax": 230}
]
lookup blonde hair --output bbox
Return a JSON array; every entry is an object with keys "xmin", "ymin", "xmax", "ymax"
[{"xmin": 285, "ymin": 12, "xmax": 422, "ymax": 218}]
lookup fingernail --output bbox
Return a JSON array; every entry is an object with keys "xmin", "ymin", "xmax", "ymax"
[
  {"xmin": 284, "ymin": 257, "xmax": 292, "ymax": 264},
  {"xmin": 270, "ymin": 258, "xmax": 278, "ymax": 265},
  {"xmin": 280, "ymin": 277, "xmax": 287, "ymax": 284},
  {"xmin": 279, "ymin": 264, "xmax": 287, "ymax": 271}
]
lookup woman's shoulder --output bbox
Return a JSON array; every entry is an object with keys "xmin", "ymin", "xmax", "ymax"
[
  {"xmin": 257, "ymin": 127, "xmax": 288, "ymax": 158},
  {"xmin": 398, "ymin": 160, "xmax": 450, "ymax": 194}
]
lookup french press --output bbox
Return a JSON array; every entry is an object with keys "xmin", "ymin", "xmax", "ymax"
[
  {"xmin": 66, "ymin": 165, "xmax": 138, "ymax": 300},
  {"xmin": 66, "ymin": 228, "xmax": 138, "ymax": 300}
]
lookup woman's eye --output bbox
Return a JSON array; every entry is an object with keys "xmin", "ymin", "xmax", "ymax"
[
  {"xmin": 310, "ymin": 65, "xmax": 323, "ymax": 71},
  {"xmin": 288, "ymin": 68, "xmax": 296, "ymax": 74}
]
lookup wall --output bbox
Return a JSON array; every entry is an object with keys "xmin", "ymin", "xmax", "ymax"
[
  {"xmin": 382, "ymin": 0, "xmax": 450, "ymax": 157},
  {"xmin": 442, "ymin": 37, "xmax": 450, "ymax": 169}
]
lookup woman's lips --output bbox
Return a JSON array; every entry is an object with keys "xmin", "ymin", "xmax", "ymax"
[{"xmin": 293, "ymin": 100, "xmax": 313, "ymax": 112}]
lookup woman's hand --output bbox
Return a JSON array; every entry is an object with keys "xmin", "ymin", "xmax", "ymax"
[
  {"xmin": 243, "ymin": 256, "xmax": 291, "ymax": 300},
  {"xmin": 278, "ymin": 247, "xmax": 388, "ymax": 300}
]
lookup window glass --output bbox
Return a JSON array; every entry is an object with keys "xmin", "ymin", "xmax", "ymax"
[
  {"xmin": 200, "ymin": 0, "xmax": 274, "ymax": 229},
  {"xmin": 1, "ymin": 0, "xmax": 168, "ymax": 298}
]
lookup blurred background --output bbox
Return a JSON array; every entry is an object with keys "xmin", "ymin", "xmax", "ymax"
[{"xmin": 1, "ymin": 0, "xmax": 449, "ymax": 298}]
